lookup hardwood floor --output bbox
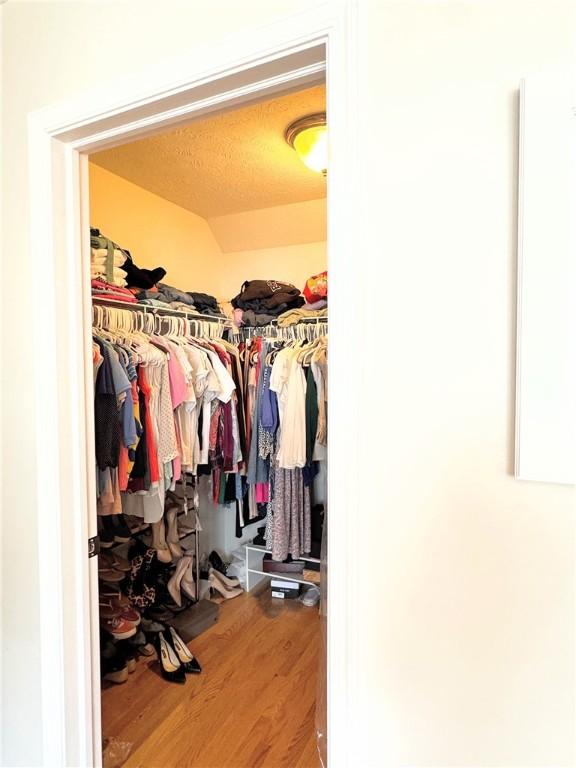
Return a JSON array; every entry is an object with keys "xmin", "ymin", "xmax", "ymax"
[{"xmin": 101, "ymin": 586, "xmax": 322, "ymax": 768}]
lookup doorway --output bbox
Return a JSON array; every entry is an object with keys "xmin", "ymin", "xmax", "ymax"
[
  {"xmin": 89, "ymin": 83, "xmax": 327, "ymax": 766},
  {"xmin": 28, "ymin": 16, "xmax": 361, "ymax": 764}
]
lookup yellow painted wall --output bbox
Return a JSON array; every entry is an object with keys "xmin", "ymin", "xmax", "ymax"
[
  {"xmin": 89, "ymin": 163, "xmax": 326, "ymax": 303},
  {"xmin": 217, "ymin": 242, "xmax": 326, "ymax": 302},
  {"xmin": 207, "ymin": 198, "xmax": 326, "ymax": 252},
  {"xmin": 89, "ymin": 163, "xmax": 223, "ymax": 293}
]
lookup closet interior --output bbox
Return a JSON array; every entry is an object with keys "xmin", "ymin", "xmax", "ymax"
[{"xmin": 89, "ymin": 83, "xmax": 327, "ymax": 767}]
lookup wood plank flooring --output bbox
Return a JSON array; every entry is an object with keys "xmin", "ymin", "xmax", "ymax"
[{"xmin": 101, "ymin": 586, "xmax": 322, "ymax": 768}]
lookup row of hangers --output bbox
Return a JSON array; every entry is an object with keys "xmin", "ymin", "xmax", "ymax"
[
  {"xmin": 235, "ymin": 320, "xmax": 328, "ymax": 343},
  {"xmin": 238, "ymin": 329, "xmax": 327, "ymax": 369},
  {"xmin": 265, "ymin": 333, "xmax": 327, "ymax": 367},
  {"xmin": 92, "ymin": 304, "xmax": 226, "ymax": 340}
]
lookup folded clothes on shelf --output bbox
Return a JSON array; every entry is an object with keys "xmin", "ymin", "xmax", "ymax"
[
  {"xmin": 138, "ymin": 298, "xmax": 173, "ymax": 308},
  {"xmin": 91, "ymin": 247, "xmax": 126, "ymax": 267},
  {"xmin": 91, "ymin": 266, "xmax": 127, "ymax": 284},
  {"xmin": 91, "ymin": 279, "xmax": 138, "ymax": 303},
  {"xmin": 231, "ymin": 279, "xmax": 305, "ymax": 316},
  {"xmin": 240, "ymin": 309, "xmax": 280, "ymax": 327},
  {"xmin": 277, "ymin": 306, "xmax": 328, "ymax": 327},
  {"xmin": 232, "ymin": 279, "xmax": 303, "ymax": 310},
  {"xmin": 187, "ymin": 291, "xmax": 221, "ymax": 314},
  {"xmin": 136, "ymin": 286, "xmax": 225, "ymax": 316},
  {"xmin": 157, "ymin": 283, "xmax": 198, "ymax": 307},
  {"xmin": 303, "ymin": 299, "xmax": 327, "ymax": 311}
]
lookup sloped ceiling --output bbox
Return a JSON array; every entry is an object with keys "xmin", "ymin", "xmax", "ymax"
[
  {"xmin": 208, "ymin": 198, "xmax": 326, "ymax": 253},
  {"xmin": 90, "ymin": 85, "xmax": 327, "ymax": 219}
]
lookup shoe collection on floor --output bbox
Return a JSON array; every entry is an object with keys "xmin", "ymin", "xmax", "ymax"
[
  {"xmin": 98, "ymin": 503, "xmax": 320, "ymax": 689},
  {"xmin": 98, "ymin": 508, "xmax": 245, "ymax": 686}
]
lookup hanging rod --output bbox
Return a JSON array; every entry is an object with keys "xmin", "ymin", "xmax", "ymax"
[
  {"xmin": 92, "ymin": 296, "xmax": 231, "ymax": 325},
  {"xmin": 239, "ymin": 314, "xmax": 328, "ymax": 328},
  {"xmin": 235, "ymin": 319, "xmax": 328, "ymax": 341}
]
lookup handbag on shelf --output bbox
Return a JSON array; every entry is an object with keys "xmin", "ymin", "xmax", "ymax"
[{"xmin": 303, "ymin": 271, "xmax": 328, "ymax": 303}]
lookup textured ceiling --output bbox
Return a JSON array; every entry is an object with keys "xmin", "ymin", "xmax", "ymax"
[{"xmin": 90, "ymin": 85, "xmax": 326, "ymax": 218}]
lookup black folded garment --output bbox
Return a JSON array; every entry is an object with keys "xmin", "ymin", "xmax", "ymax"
[
  {"xmin": 231, "ymin": 279, "xmax": 303, "ymax": 311},
  {"xmin": 187, "ymin": 291, "xmax": 220, "ymax": 311},
  {"xmin": 237, "ymin": 297, "xmax": 304, "ymax": 316},
  {"xmin": 122, "ymin": 259, "xmax": 166, "ymax": 289},
  {"xmin": 241, "ymin": 309, "xmax": 279, "ymax": 327}
]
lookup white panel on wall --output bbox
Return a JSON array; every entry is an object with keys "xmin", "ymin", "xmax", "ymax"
[{"xmin": 516, "ymin": 69, "xmax": 576, "ymax": 483}]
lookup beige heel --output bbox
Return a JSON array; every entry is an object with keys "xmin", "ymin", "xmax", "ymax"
[
  {"xmin": 208, "ymin": 573, "xmax": 243, "ymax": 600},
  {"xmin": 167, "ymin": 557, "xmax": 189, "ymax": 607},
  {"xmin": 165, "ymin": 505, "xmax": 184, "ymax": 559},
  {"xmin": 181, "ymin": 556, "xmax": 196, "ymax": 601},
  {"xmin": 151, "ymin": 519, "xmax": 172, "ymax": 563},
  {"xmin": 209, "ymin": 567, "xmax": 240, "ymax": 589}
]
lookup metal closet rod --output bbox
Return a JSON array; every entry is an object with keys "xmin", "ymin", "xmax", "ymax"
[
  {"xmin": 243, "ymin": 315, "xmax": 328, "ymax": 327},
  {"xmin": 91, "ymin": 296, "xmax": 232, "ymax": 325},
  {"xmin": 238, "ymin": 317, "xmax": 329, "ymax": 334}
]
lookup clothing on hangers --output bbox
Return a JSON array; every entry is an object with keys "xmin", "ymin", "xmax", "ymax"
[
  {"xmin": 92, "ymin": 304, "xmax": 241, "ymax": 525},
  {"xmin": 92, "ymin": 301, "xmax": 327, "ymax": 562},
  {"xmin": 234, "ymin": 327, "xmax": 328, "ymax": 560}
]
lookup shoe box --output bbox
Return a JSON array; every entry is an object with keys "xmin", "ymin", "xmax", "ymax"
[
  {"xmin": 270, "ymin": 578, "xmax": 300, "ymax": 599},
  {"xmin": 171, "ymin": 598, "xmax": 220, "ymax": 643}
]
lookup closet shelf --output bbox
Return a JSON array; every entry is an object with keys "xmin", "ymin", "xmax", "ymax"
[
  {"xmin": 244, "ymin": 542, "xmax": 322, "ymax": 592},
  {"xmin": 245, "ymin": 542, "xmax": 321, "ymax": 565},
  {"xmin": 245, "ymin": 568, "xmax": 318, "ymax": 588},
  {"xmin": 92, "ymin": 296, "xmax": 231, "ymax": 325}
]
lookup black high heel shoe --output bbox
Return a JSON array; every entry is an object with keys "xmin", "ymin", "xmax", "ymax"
[
  {"xmin": 154, "ymin": 631, "xmax": 186, "ymax": 684},
  {"xmin": 208, "ymin": 550, "xmax": 228, "ymax": 576},
  {"xmin": 165, "ymin": 625, "xmax": 202, "ymax": 674}
]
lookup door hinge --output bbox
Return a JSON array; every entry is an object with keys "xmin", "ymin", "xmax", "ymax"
[{"xmin": 88, "ymin": 535, "xmax": 100, "ymax": 558}]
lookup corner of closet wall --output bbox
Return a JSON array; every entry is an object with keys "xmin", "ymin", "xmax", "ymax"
[
  {"xmin": 88, "ymin": 162, "xmax": 224, "ymax": 291},
  {"xmin": 207, "ymin": 198, "xmax": 327, "ymax": 303}
]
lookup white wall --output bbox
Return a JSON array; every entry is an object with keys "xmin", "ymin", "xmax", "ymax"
[
  {"xmin": 217, "ymin": 241, "xmax": 326, "ymax": 303},
  {"xmin": 0, "ymin": 2, "xmax": 318, "ymax": 765},
  {"xmin": 2, "ymin": 1, "xmax": 576, "ymax": 767},
  {"xmin": 350, "ymin": 2, "xmax": 576, "ymax": 766}
]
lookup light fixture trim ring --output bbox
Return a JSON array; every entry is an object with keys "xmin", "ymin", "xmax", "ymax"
[{"xmin": 284, "ymin": 112, "xmax": 327, "ymax": 147}]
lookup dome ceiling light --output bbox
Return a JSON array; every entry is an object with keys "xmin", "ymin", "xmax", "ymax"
[{"xmin": 285, "ymin": 112, "xmax": 327, "ymax": 176}]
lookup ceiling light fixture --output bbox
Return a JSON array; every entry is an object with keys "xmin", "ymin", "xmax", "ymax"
[{"xmin": 285, "ymin": 112, "xmax": 327, "ymax": 176}]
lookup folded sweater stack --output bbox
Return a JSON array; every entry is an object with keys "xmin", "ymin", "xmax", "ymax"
[
  {"xmin": 90, "ymin": 247, "xmax": 127, "ymax": 287},
  {"xmin": 91, "ymin": 279, "xmax": 137, "ymax": 303},
  {"xmin": 136, "ymin": 285, "xmax": 224, "ymax": 317},
  {"xmin": 277, "ymin": 306, "xmax": 328, "ymax": 326}
]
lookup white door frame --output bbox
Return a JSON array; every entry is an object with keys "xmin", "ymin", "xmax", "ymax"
[{"xmin": 29, "ymin": 3, "xmax": 361, "ymax": 766}]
